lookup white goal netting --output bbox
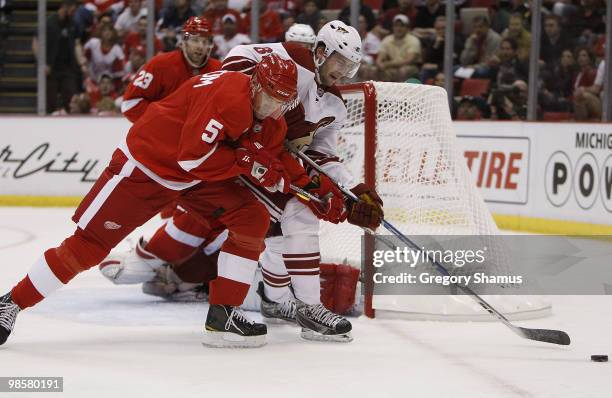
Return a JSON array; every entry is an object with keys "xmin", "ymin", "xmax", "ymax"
[{"xmin": 319, "ymin": 81, "xmax": 551, "ymax": 321}]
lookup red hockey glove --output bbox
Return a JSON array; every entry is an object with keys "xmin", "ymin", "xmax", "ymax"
[
  {"xmin": 346, "ymin": 183, "xmax": 384, "ymax": 229},
  {"xmin": 298, "ymin": 175, "xmax": 347, "ymax": 224},
  {"xmin": 236, "ymin": 148, "xmax": 290, "ymax": 193}
]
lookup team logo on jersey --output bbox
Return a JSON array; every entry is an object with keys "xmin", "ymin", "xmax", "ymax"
[
  {"xmin": 253, "ymin": 123, "xmax": 262, "ymax": 133},
  {"xmin": 317, "ymin": 87, "xmax": 325, "ymax": 97},
  {"xmin": 104, "ymin": 221, "xmax": 122, "ymax": 230},
  {"xmin": 286, "ymin": 116, "xmax": 335, "ymax": 152}
]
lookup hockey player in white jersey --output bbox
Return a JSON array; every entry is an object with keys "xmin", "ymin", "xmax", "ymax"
[{"xmin": 99, "ymin": 21, "xmax": 384, "ymax": 342}]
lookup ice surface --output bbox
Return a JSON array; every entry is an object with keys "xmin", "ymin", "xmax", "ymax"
[{"xmin": 0, "ymin": 207, "xmax": 611, "ymax": 398}]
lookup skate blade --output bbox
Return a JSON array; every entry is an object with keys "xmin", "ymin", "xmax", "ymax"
[
  {"xmin": 202, "ymin": 330, "xmax": 266, "ymax": 348},
  {"xmin": 300, "ymin": 328, "xmax": 354, "ymax": 343}
]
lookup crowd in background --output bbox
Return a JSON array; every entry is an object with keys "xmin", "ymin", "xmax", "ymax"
[{"xmin": 36, "ymin": 0, "xmax": 607, "ymax": 121}]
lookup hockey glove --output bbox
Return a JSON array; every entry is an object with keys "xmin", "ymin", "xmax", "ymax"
[
  {"xmin": 346, "ymin": 183, "xmax": 384, "ymax": 229},
  {"xmin": 299, "ymin": 175, "xmax": 347, "ymax": 224},
  {"xmin": 236, "ymin": 148, "xmax": 290, "ymax": 193}
]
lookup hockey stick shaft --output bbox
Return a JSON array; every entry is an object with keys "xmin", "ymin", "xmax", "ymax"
[
  {"xmin": 292, "ymin": 149, "xmax": 570, "ymax": 346},
  {"xmin": 289, "ymin": 184, "xmax": 325, "ymax": 205}
]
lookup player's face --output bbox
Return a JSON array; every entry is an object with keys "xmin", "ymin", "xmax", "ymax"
[
  {"xmin": 252, "ymin": 89, "xmax": 287, "ymax": 120},
  {"xmin": 318, "ymin": 51, "xmax": 359, "ymax": 86},
  {"xmin": 183, "ymin": 35, "xmax": 211, "ymax": 66}
]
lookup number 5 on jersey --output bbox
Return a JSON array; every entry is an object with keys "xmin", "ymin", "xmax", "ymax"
[{"xmin": 202, "ymin": 119, "xmax": 224, "ymax": 143}]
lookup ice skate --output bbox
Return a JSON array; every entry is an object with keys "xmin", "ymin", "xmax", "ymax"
[
  {"xmin": 296, "ymin": 302, "xmax": 353, "ymax": 343},
  {"xmin": 0, "ymin": 293, "xmax": 20, "ymax": 345},
  {"xmin": 203, "ymin": 305, "xmax": 267, "ymax": 348},
  {"xmin": 256, "ymin": 282, "xmax": 297, "ymax": 324}
]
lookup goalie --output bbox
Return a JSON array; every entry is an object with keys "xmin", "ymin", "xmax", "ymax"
[{"xmin": 99, "ymin": 21, "xmax": 385, "ymax": 343}]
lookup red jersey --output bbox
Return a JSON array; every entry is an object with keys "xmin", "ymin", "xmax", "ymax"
[
  {"xmin": 121, "ymin": 71, "xmax": 300, "ymax": 190},
  {"xmin": 121, "ymin": 49, "xmax": 222, "ymax": 122}
]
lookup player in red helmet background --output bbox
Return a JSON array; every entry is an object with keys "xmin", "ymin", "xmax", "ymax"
[
  {"xmin": 0, "ymin": 55, "xmax": 306, "ymax": 348},
  {"xmin": 121, "ymin": 16, "xmax": 222, "ymax": 123}
]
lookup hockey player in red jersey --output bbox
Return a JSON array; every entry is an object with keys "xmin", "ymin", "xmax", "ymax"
[
  {"xmin": 98, "ymin": 21, "xmax": 383, "ymax": 343},
  {"xmin": 0, "ymin": 55, "xmax": 303, "ymax": 348},
  {"xmin": 121, "ymin": 16, "xmax": 222, "ymax": 122}
]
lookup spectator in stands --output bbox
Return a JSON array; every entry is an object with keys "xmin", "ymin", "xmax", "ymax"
[
  {"xmin": 573, "ymin": 47, "xmax": 601, "ymax": 120},
  {"xmin": 489, "ymin": 38, "xmax": 528, "ymax": 88},
  {"xmin": 420, "ymin": 16, "xmax": 463, "ymax": 83},
  {"xmin": 501, "ymin": 13, "xmax": 530, "ymax": 63},
  {"xmin": 82, "ymin": 24, "xmax": 125, "ymax": 83},
  {"xmin": 266, "ymin": 0, "xmax": 300, "ymax": 16},
  {"xmin": 213, "ymin": 13, "xmax": 251, "ymax": 59},
  {"xmin": 490, "ymin": 0, "xmax": 529, "ymax": 34},
  {"xmin": 339, "ymin": 0, "xmax": 376, "ymax": 32},
  {"xmin": 114, "ymin": 0, "xmax": 147, "ymax": 38},
  {"xmin": 296, "ymin": 0, "xmax": 321, "ymax": 33},
  {"xmin": 124, "ymin": 16, "xmax": 164, "ymax": 56},
  {"xmin": 376, "ymin": 14, "xmax": 421, "ymax": 82},
  {"xmin": 540, "ymin": 14, "xmax": 574, "ymax": 66},
  {"xmin": 89, "ymin": 73, "xmax": 119, "ymax": 114},
  {"xmin": 159, "ymin": 0, "xmax": 196, "ymax": 50},
  {"xmin": 412, "ymin": 0, "xmax": 445, "ymax": 40},
  {"xmin": 378, "ymin": 0, "xmax": 417, "ymax": 32},
  {"xmin": 432, "ymin": 71, "xmax": 444, "ymax": 87},
  {"xmin": 568, "ymin": 0, "xmax": 605, "ymax": 38},
  {"xmin": 243, "ymin": 0, "xmax": 284, "ymax": 42},
  {"xmin": 317, "ymin": 15, "xmax": 328, "ymax": 32},
  {"xmin": 203, "ymin": 0, "xmax": 243, "ymax": 35},
  {"xmin": 357, "ymin": 15, "xmax": 380, "ymax": 81},
  {"xmin": 488, "ymin": 79, "xmax": 528, "ymax": 120},
  {"xmin": 122, "ymin": 45, "xmax": 147, "ymax": 83},
  {"xmin": 459, "ymin": 15, "xmax": 501, "ymax": 78},
  {"xmin": 282, "ymin": 14, "xmax": 296, "ymax": 35},
  {"xmin": 74, "ymin": 0, "xmax": 124, "ymax": 39},
  {"xmin": 39, "ymin": 0, "xmax": 80, "ymax": 114},
  {"xmin": 69, "ymin": 93, "xmax": 92, "ymax": 114},
  {"xmin": 539, "ymin": 48, "xmax": 577, "ymax": 113},
  {"xmin": 455, "ymin": 96, "xmax": 488, "ymax": 121}
]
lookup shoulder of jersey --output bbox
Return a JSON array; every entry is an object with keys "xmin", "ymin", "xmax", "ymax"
[
  {"xmin": 148, "ymin": 50, "xmax": 184, "ymax": 69},
  {"xmin": 282, "ymin": 42, "xmax": 316, "ymax": 73},
  {"xmin": 207, "ymin": 57, "xmax": 223, "ymax": 70}
]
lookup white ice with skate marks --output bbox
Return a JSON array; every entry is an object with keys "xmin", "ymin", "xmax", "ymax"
[{"xmin": 0, "ymin": 207, "xmax": 611, "ymax": 398}]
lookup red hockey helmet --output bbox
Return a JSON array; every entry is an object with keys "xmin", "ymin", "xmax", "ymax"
[
  {"xmin": 251, "ymin": 54, "xmax": 298, "ymax": 119},
  {"xmin": 182, "ymin": 16, "xmax": 212, "ymax": 37}
]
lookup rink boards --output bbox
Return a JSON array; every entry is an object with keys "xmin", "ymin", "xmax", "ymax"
[{"xmin": 0, "ymin": 116, "xmax": 611, "ymax": 235}]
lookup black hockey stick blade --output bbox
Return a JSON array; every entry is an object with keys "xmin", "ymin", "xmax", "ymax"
[{"xmin": 517, "ymin": 327, "xmax": 571, "ymax": 345}]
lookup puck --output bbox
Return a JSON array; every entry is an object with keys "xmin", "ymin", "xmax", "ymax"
[{"xmin": 591, "ymin": 355, "xmax": 608, "ymax": 362}]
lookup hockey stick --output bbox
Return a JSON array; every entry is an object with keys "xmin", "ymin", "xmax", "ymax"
[{"xmin": 291, "ymin": 149, "xmax": 571, "ymax": 346}]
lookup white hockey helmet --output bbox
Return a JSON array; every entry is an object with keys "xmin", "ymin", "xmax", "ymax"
[
  {"xmin": 285, "ymin": 23, "xmax": 316, "ymax": 45},
  {"xmin": 314, "ymin": 20, "xmax": 362, "ymax": 78}
]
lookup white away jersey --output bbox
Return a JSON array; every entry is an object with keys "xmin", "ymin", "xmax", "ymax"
[{"xmin": 222, "ymin": 42, "xmax": 354, "ymax": 187}]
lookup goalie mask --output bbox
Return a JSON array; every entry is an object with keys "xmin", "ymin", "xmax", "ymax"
[
  {"xmin": 181, "ymin": 17, "xmax": 213, "ymax": 68},
  {"xmin": 251, "ymin": 54, "xmax": 298, "ymax": 120},
  {"xmin": 314, "ymin": 20, "xmax": 362, "ymax": 82}
]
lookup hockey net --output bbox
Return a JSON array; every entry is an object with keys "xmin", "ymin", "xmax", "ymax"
[{"xmin": 319, "ymin": 81, "xmax": 551, "ymax": 321}]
